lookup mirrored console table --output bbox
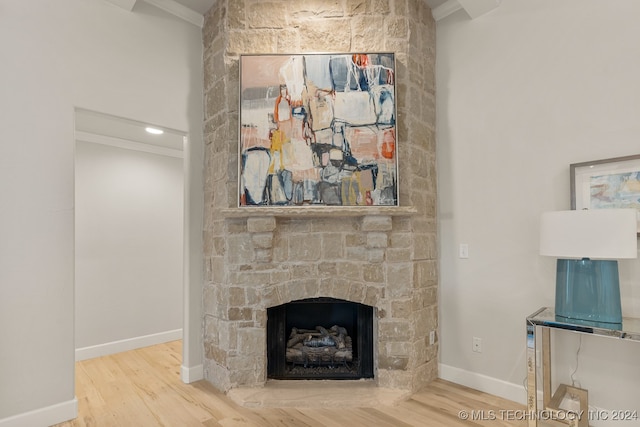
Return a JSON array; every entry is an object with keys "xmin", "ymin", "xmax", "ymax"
[{"xmin": 526, "ymin": 307, "xmax": 640, "ymax": 427}]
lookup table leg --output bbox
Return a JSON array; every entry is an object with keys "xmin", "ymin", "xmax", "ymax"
[
  {"xmin": 542, "ymin": 327, "xmax": 551, "ymax": 407},
  {"xmin": 526, "ymin": 322, "xmax": 538, "ymax": 427}
]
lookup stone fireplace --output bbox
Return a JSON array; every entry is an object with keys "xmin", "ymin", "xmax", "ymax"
[{"xmin": 202, "ymin": 0, "xmax": 437, "ymax": 394}]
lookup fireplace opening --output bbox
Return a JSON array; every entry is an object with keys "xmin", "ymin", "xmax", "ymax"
[{"xmin": 267, "ymin": 297, "xmax": 374, "ymax": 380}]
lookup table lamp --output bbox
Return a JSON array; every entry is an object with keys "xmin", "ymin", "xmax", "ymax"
[{"xmin": 539, "ymin": 209, "xmax": 637, "ymax": 326}]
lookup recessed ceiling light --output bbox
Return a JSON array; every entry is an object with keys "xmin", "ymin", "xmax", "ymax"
[{"xmin": 145, "ymin": 127, "xmax": 164, "ymax": 135}]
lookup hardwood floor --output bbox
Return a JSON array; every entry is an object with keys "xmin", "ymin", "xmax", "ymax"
[{"xmin": 53, "ymin": 341, "xmax": 528, "ymax": 427}]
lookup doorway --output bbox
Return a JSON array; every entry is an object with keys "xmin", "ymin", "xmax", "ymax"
[{"xmin": 74, "ymin": 108, "xmax": 187, "ymax": 361}]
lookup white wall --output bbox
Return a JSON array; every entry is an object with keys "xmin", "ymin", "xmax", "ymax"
[
  {"xmin": 0, "ymin": 1, "xmax": 203, "ymax": 425},
  {"xmin": 75, "ymin": 140, "xmax": 183, "ymax": 357},
  {"xmin": 437, "ymin": 0, "xmax": 640, "ymax": 419}
]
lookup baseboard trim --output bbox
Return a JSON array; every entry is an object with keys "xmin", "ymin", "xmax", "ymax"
[
  {"xmin": 439, "ymin": 363, "xmax": 526, "ymax": 405},
  {"xmin": 75, "ymin": 329, "xmax": 183, "ymax": 361},
  {"xmin": 181, "ymin": 363, "xmax": 204, "ymax": 383},
  {"xmin": 439, "ymin": 365, "xmax": 621, "ymax": 427},
  {"xmin": 0, "ymin": 398, "xmax": 77, "ymax": 427}
]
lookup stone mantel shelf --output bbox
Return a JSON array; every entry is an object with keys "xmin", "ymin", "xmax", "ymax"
[{"xmin": 220, "ymin": 206, "xmax": 419, "ymax": 219}]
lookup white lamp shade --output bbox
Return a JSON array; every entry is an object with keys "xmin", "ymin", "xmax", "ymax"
[{"xmin": 540, "ymin": 209, "xmax": 638, "ymax": 259}]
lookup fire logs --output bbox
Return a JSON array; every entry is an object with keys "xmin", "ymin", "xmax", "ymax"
[{"xmin": 286, "ymin": 325, "xmax": 353, "ymax": 367}]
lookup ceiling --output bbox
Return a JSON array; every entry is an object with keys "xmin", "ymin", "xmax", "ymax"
[{"xmin": 75, "ymin": 109, "xmax": 186, "ymax": 152}]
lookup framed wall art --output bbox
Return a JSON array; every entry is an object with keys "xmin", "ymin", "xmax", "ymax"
[
  {"xmin": 570, "ymin": 154, "xmax": 640, "ymax": 232},
  {"xmin": 238, "ymin": 53, "xmax": 397, "ymax": 207}
]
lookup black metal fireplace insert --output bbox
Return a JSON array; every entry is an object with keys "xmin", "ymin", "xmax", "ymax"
[{"xmin": 267, "ymin": 297, "xmax": 374, "ymax": 380}]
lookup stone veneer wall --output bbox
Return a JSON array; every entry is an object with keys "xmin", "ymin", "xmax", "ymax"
[{"xmin": 202, "ymin": 0, "xmax": 437, "ymax": 392}]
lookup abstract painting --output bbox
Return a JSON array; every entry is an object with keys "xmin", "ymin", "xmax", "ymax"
[
  {"xmin": 239, "ymin": 53, "xmax": 397, "ymax": 207},
  {"xmin": 571, "ymin": 154, "xmax": 640, "ymax": 232},
  {"xmin": 589, "ymin": 172, "xmax": 640, "ymax": 210}
]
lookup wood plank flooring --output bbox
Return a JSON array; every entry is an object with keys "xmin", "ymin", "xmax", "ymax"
[{"xmin": 53, "ymin": 341, "xmax": 528, "ymax": 427}]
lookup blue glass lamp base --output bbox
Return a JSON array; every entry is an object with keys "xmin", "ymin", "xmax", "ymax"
[{"xmin": 555, "ymin": 259, "xmax": 622, "ymax": 325}]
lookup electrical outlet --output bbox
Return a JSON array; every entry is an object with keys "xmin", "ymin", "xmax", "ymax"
[
  {"xmin": 429, "ymin": 330, "xmax": 436, "ymax": 345},
  {"xmin": 472, "ymin": 337, "xmax": 482, "ymax": 353}
]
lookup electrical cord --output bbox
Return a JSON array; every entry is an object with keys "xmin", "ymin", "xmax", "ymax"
[
  {"xmin": 570, "ymin": 335, "xmax": 582, "ymax": 388},
  {"xmin": 522, "ymin": 334, "xmax": 583, "ymax": 394}
]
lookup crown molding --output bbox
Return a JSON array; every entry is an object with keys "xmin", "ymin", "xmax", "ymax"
[
  {"xmin": 457, "ymin": 0, "xmax": 501, "ymax": 19},
  {"xmin": 432, "ymin": 0, "xmax": 462, "ymax": 21},
  {"xmin": 104, "ymin": 0, "xmax": 138, "ymax": 11},
  {"xmin": 143, "ymin": 0, "xmax": 204, "ymax": 27},
  {"xmin": 75, "ymin": 131, "xmax": 184, "ymax": 159},
  {"xmin": 432, "ymin": 0, "xmax": 501, "ymax": 21}
]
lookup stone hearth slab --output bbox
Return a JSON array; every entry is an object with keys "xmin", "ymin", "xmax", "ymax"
[{"xmin": 227, "ymin": 380, "xmax": 411, "ymax": 408}]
